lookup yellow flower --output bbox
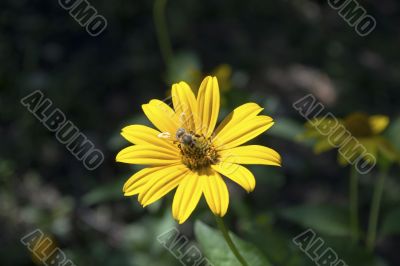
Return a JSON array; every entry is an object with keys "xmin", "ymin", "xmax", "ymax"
[
  {"xmin": 303, "ymin": 112, "xmax": 397, "ymax": 166},
  {"xmin": 117, "ymin": 76, "xmax": 281, "ymax": 223}
]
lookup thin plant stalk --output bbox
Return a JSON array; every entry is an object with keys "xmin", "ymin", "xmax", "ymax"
[
  {"xmin": 366, "ymin": 171, "xmax": 386, "ymax": 251},
  {"xmin": 215, "ymin": 216, "xmax": 249, "ymax": 266},
  {"xmin": 153, "ymin": 0, "xmax": 173, "ymax": 67},
  {"xmin": 350, "ymin": 166, "xmax": 359, "ymax": 243}
]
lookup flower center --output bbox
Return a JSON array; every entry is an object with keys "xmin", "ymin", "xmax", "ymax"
[
  {"xmin": 344, "ymin": 112, "xmax": 372, "ymax": 137},
  {"xmin": 175, "ymin": 129, "xmax": 219, "ymax": 170}
]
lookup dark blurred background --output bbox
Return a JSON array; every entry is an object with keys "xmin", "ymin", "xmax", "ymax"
[{"xmin": 1, "ymin": 0, "xmax": 400, "ymax": 265}]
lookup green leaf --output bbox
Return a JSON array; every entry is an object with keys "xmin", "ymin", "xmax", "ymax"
[
  {"xmin": 279, "ymin": 205, "xmax": 350, "ymax": 236},
  {"xmin": 194, "ymin": 220, "xmax": 272, "ymax": 266},
  {"xmin": 321, "ymin": 236, "xmax": 387, "ymax": 266},
  {"xmin": 381, "ymin": 207, "xmax": 400, "ymax": 236},
  {"xmin": 242, "ymin": 219, "xmax": 310, "ymax": 266}
]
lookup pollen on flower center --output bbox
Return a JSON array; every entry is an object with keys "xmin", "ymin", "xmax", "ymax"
[{"xmin": 175, "ymin": 130, "xmax": 219, "ymax": 170}]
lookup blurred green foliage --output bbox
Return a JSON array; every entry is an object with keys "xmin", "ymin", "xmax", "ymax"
[{"xmin": 1, "ymin": 0, "xmax": 400, "ymax": 265}]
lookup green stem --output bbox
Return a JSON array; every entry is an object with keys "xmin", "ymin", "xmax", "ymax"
[
  {"xmin": 215, "ymin": 216, "xmax": 249, "ymax": 266},
  {"xmin": 350, "ymin": 166, "xmax": 359, "ymax": 243},
  {"xmin": 153, "ymin": 0, "xmax": 173, "ymax": 68},
  {"xmin": 366, "ymin": 171, "xmax": 386, "ymax": 251}
]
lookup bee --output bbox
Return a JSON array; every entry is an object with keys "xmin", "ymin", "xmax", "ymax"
[
  {"xmin": 175, "ymin": 127, "xmax": 196, "ymax": 147},
  {"xmin": 175, "ymin": 127, "xmax": 186, "ymax": 139}
]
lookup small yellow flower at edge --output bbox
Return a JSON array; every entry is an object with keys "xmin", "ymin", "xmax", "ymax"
[
  {"xmin": 116, "ymin": 76, "xmax": 281, "ymax": 224},
  {"xmin": 302, "ymin": 112, "xmax": 398, "ymax": 166}
]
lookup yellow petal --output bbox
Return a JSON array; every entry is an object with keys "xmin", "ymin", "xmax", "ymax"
[
  {"xmin": 123, "ymin": 167, "xmax": 164, "ymax": 196},
  {"xmin": 212, "ymin": 163, "xmax": 255, "ymax": 192},
  {"xmin": 369, "ymin": 115, "xmax": 389, "ymax": 135},
  {"xmin": 202, "ymin": 169, "xmax": 229, "ymax": 217},
  {"xmin": 197, "ymin": 76, "xmax": 220, "ymax": 137},
  {"xmin": 220, "ymin": 145, "xmax": 281, "ymax": 166},
  {"xmin": 172, "ymin": 172, "xmax": 203, "ymax": 224},
  {"xmin": 301, "ymin": 126, "xmax": 323, "ymax": 139},
  {"xmin": 138, "ymin": 164, "xmax": 189, "ymax": 207},
  {"xmin": 172, "ymin": 82, "xmax": 198, "ymax": 132},
  {"xmin": 116, "ymin": 145, "xmax": 180, "ymax": 165},
  {"xmin": 214, "ymin": 116, "xmax": 274, "ymax": 150},
  {"xmin": 338, "ymin": 138, "xmax": 361, "ymax": 165},
  {"xmin": 359, "ymin": 138, "xmax": 377, "ymax": 164},
  {"xmin": 121, "ymin": 125, "xmax": 176, "ymax": 149},
  {"xmin": 314, "ymin": 138, "xmax": 334, "ymax": 154},
  {"xmin": 142, "ymin": 99, "xmax": 179, "ymax": 134},
  {"xmin": 213, "ymin": 102, "xmax": 263, "ymax": 138}
]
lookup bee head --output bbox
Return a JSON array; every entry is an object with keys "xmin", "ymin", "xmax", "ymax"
[{"xmin": 176, "ymin": 128, "xmax": 185, "ymax": 139}]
